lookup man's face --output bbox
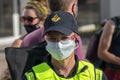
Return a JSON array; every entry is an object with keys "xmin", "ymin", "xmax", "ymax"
[{"xmin": 45, "ymin": 31, "xmax": 76, "ymax": 60}]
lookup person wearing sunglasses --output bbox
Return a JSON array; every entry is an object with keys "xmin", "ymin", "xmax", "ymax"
[
  {"xmin": 12, "ymin": 0, "xmax": 50, "ymax": 47},
  {"xmin": 20, "ymin": 16, "xmax": 39, "ymax": 33},
  {"xmin": 0, "ymin": 1, "xmax": 49, "ymax": 80}
]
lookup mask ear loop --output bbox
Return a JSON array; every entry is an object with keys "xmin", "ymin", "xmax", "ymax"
[
  {"xmin": 70, "ymin": 34, "xmax": 79, "ymax": 48},
  {"xmin": 75, "ymin": 38, "xmax": 79, "ymax": 49}
]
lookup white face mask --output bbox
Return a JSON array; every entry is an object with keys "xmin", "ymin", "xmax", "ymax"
[{"xmin": 46, "ymin": 39, "xmax": 76, "ymax": 60}]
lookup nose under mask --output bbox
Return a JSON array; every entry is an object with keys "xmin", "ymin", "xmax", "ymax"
[{"xmin": 46, "ymin": 39, "xmax": 76, "ymax": 60}]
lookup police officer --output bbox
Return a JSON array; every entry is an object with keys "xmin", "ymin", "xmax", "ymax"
[{"xmin": 24, "ymin": 11, "xmax": 107, "ymax": 80}]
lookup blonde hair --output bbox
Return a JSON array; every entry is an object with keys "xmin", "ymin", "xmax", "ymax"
[{"xmin": 25, "ymin": 0, "xmax": 50, "ymax": 20}]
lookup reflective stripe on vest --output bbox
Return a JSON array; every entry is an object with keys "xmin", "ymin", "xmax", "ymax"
[{"xmin": 25, "ymin": 61, "xmax": 103, "ymax": 80}]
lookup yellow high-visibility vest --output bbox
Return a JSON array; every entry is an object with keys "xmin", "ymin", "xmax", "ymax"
[{"xmin": 25, "ymin": 61, "xmax": 103, "ymax": 80}]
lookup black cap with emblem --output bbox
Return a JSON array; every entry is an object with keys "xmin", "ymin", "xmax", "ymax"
[{"xmin": 44, "ymin": 10, "xmax": 79, "ymax": 36}]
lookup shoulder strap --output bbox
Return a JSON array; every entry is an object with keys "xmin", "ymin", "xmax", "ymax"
[
  {"xmin": 111, "ymin": 16, "xmax": 120, "ymax": 28},
  {"xmin": 25, "ymin": 63, "xmax": 50, "ymax": 80},
  {"xmin": 110, "ymin": 17, "xmax": 120, "ymax": 39},
  {"xmin": 78, "ymin": 61, "xmax": 96, "ymax": 80},
  {"xmin": 94, "ymin": 68, "xmax": 103, "ymax": 80},
  {"xmin": 25, "ymin": 69, "xmax": 36, "ymax": 80},
  {"xmin": 79, "ymin": 61, "xmax": 104, "ymax": 80}
]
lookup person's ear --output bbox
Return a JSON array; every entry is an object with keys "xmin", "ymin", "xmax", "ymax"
[
  {"xmin": 72, "ymin": 0, "xmax": 78, "ymax": 17},
  {"xmin": 72, "ymin": 2, "xmax": 75, "ymax": 16}
]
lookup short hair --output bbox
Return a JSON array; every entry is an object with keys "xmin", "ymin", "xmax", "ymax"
[
  {"xmin": 48, "ymin": 0, "xmax": 75, "ymax": 11},
  {"xmin": 25, "ymin": 0, "xmax": 50, "ymax": 21}
]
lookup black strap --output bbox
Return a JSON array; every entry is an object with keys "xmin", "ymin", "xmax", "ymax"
[
  {"xmin": 25, "ymin": 69, "xmax": 37, "ymax": 80},
  {"xmin": 94, "ymin": 68, "xmax": 96, "ymax": 80},
  {"xmin": 31, "ymin": 69, "xmax": 37, "ymax": 80}
]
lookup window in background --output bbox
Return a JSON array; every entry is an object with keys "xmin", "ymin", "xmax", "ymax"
[
  {"xmin": 0, "ymin": 0, "xmax": 13, "ymax": 37},
  {"xmin": 77, "ymin": 0, "xmax": 100, "ymax": 26}
]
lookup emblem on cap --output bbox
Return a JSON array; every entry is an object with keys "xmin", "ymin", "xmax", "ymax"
[{"xmin": 51, "ymin": 14, "xmax": 61, "ymax": 22}]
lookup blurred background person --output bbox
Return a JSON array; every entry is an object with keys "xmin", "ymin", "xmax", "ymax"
[
  {"xmin": 12, "ymin": 0, "xmax": 49, "ymax": 47},
  {"xmin": 1, "ymin": 0, "xmax": 49, "ymax": 79},
  {"xmin": 98, "ymin": 16, "xmax": 120, "ymax": 80},
  {"xmin": 21, "ymin": 0, "xmax": 50, "ymax": 47}
]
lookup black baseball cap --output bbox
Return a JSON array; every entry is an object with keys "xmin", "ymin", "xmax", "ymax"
[{"xmin": 44, "ymin": 11, "xmax": 79, "ymax": 36}]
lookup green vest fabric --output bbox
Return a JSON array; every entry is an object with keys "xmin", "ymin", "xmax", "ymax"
[{"xmin": 25, "ymin": 61, "xmax": 103, "ymax": 80}]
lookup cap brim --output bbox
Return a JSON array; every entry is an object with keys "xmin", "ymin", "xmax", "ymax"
[{"xmin": 44, "ymin": 26, "xmax": 72, "ymax": 36}]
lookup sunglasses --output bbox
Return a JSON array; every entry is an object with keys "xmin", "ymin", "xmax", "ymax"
[{"xmin": 20, "ymin": 16, "xmax": 38, "ymax": 23}]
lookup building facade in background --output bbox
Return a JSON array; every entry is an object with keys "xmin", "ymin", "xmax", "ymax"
[{"xmin": 0, "ymin": 0, "xmax": 120, "ymax": 45}]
